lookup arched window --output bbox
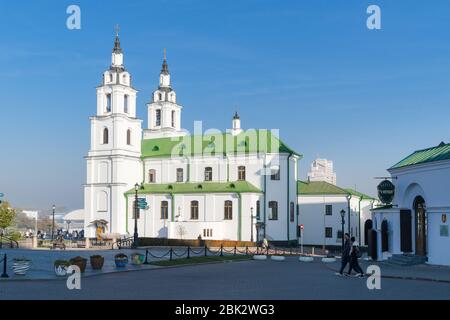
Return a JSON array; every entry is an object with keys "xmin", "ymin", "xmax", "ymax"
[
  {"xmin": 161, "ymin": 201, "xmax": 168, "ymax": 219},
  {"xmin": 106, "ymin": 94, "xmax": 112, "ymax": 112},
  {"xmin": 124, "ymin": 95, "xmax": 129, "ymax": 113},
  {"xmin": 126, "ymin": 129, "xmax": 131, "ymax": 145},
  {"xmin": 109, "ymin": 73, "xmax": 113, "ymax": 82},
  {"xmin": 176, "ymin": 168, "xmax": 183, "ymax": 182},
  {"xmin": 171, "ymin": 110, "xmax": 175, "ymax": 127},
  {"xmin": 238, "ymin": 166, "xmax": 246, "ymax": 181},
  {"xmin": 224, "ymin": 200, "xmax": 233, "ymax": 220},
  {"xmin": 148, "ymin": 169, "xmax": 156, "ymax": 183},
  {"xmin": 204, "ymin": 167, "xmax": 212, "ymax": 181},
  {"xmin": 103, "ymin": 128, "xmax": 109, "ymax": 144},
  {"xmin": 190, "ymin": 201, "xmax": 199, "ymax": 220},
  {"xmin": 268, "ymin": 201, "xmax": 278, "ymax": 220},
  {"xmin": 158, "ymin": 93, "xmax": 162, "ymax": 101},
  {"xmin": 155, "ymin": 109, "xmax": 161, "ymax": 126}
]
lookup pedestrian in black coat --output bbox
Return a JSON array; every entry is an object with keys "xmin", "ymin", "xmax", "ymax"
[{"xmin": 336, "ymin": 233, "xmax": 351, "ymax": 276}]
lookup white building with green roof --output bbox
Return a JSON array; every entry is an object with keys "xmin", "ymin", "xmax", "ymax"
[
  {"xmin": 371, "ymin": 141, "xmax": 450, "ymax": 266},
  {"xmin": 297, "ymin": 181, "xmax": 376, "ymax": 247},
  {"xmin": 83, "ymin": 34, "xmax": 302, "ymax": 244}
]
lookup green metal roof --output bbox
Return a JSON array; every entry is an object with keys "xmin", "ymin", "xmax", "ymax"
[
  {"xmin": 297, "ymin": 181, "xmax": 349, "ymax": 196},
  {"xmin": 390, "ymin": 142, "xmax": 450, "ymax": 169},
  {"xmin": 343, "ymin": 188, "xmax": 375, "ymax": 200},
  {"xmin": 141, "ymin": 130, "xmax": 302, "ymax": 158},
  {"xmin": 125, "ymin": 181, "xmax": 262, "ymax": 195}
]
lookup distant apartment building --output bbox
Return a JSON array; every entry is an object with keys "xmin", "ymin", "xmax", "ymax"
[{"xmin": 307, "ymin": 158, "xmax": 337, "ymax": 185}]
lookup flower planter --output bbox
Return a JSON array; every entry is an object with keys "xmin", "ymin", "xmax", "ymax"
[
  {"xmin": 12, "ymin": 259, "xmax": 32, "ymax": 275},
  {"xmin": 90, "ymin": 255, "xmax": 105, "ymax": 270},
  {"xmin": 54, "ymin": 260, "xmax": 70, "ymax": 276},
  {"xmin": 69, "ymin": 256, "xmax": 87, "ymax": 273},
  {"xmin": 114, "ymin": 254, "xmax": 128, "ymax": 268},
  {"xmin": 131, "ymin": 253, "xmax": 145, "ymax": 265}
]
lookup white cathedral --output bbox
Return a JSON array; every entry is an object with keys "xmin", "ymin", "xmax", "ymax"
[{"xmin": 84, "ymin": 32, "xmax": 303, "ymax": 244}]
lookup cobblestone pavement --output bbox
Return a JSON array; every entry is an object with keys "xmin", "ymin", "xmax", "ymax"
[{"xmin": 1, "ymin": 256, "xmax": 450, "ymax": 300}]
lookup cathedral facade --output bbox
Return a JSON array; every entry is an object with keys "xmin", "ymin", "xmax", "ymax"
[{"xmin": 84, "ymin": 34, "xmax": 302, "ymax": 243}]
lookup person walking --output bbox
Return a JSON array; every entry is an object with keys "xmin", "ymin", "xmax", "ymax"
[
  {"xmin": 336, "ymin": 233, "xmax": 351, "ymax": 276},
  {"xmin": 347, "ymin": 237, "xmax": 365, "ymax": 277}
]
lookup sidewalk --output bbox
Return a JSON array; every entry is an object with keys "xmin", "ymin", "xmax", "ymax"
[{"xmin": 323, "ymin": 256, "xmax": 450, "ymax": 283}]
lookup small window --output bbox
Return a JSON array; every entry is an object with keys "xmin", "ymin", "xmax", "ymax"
[
  {"xmin": 204, "ymin": 167, "xmax": 212, "ymax": 181},
  {"xmin": 148, "ymin": 169, "xmax": 156, "ymax": 183},
  {"xmin": 271, "ymin": 167, "xmax": 280, "ymax": 180},
  {"xmin": 191, "ymin": 201, "xmax": 199, "ymax": 220},
  {"xmin": 337, "ymin": 230, "xmax": 343, "ymax": 239},
  {"xmin": 238, "ymin": 166, "xmax": 246, "ymax": 181},
  {"xmin": 124, "ymin": 95, "xmax": 129, "ymax": 113},
  {"xmin": 224, "ymin": 200, "xmax": 233, "ymax": 220},
  {"xmin": 158, "ymin": 93, "xmax": 162, "ymax": 101},
  {"xmin": 126, "ymin": 129, "xmax": 131, "ymax": 145},
  {"xmin": 256, "ymin": 200, "xmax": 260, "ymax": 219},
  {"xmin": 268, "ymin": 201, "xmax": 278, "ymax": 220},
  {"xmin": 106, "ymin": 94, "xmax": 112, "ymax": 113},
  {"xmin": 160, "ymin": 201, "xmax": 168, "ymax": 219},
  {"xmin": 109, "ymin": 73, "xmax": 113, "ymax": 82},
  {"xmin": 290, "ymin": 202, "xmax": 295, "ymax": 222},
  {"xmin": 103, "ymin": 128, "xmax": 109, "ymax": 144},
  {"xmin": 171, "ymin": 110, "xmax": 175, "ymax": 127},
  {"xmin": 325, "ymin": 227, "xmax": 333, "ymax": 238},
  {"xmin": 176, "ymin": 168, "xmax": 183, "ymax": 182},
  {"xmin": 155, "ymin": 109, "xmax": 161, "ymax": 126},
  {"xmin": 325, "ymin": 205, "xmax": 332, "ymax": 216}
]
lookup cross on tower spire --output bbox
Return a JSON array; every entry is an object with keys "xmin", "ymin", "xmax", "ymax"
[{"xmin": 113, "ymin": 24, "xmax": 122, "ymax": 54}]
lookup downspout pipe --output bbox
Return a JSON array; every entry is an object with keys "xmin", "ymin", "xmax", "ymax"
[
  {"xmin": 287, "ymin": 153, "xmax": 292, "ymax": 244},
  {"xmin": 347, "ymin": 194, "xmax": 351, "ymax": 236}
]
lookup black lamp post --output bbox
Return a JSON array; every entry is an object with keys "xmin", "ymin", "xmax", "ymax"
[
  {"xmin": 51, "ymin": 204, "xmax": 56, "ymax": 241},
  {"xmin": 340, "ymin": 209, "xmax": 345, "ymax": 250},
  {"xmin": 133, "ymin": 183, "xmax": 139, "ymax": 248}
]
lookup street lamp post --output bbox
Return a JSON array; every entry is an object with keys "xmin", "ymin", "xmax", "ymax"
[
  {"xmin": 133, "ymin": 183, "xmax": 139, "ymax": 248},
  {"xmin": 67, "ymin": 220, "xmax": 71, "ymax": 235},
  {"xmin": 340, "ymin": 209, "xmax": 345, "ymax": 251},
  {"xmin": 51, "ymin": 205, "xmax": 56, "ymax": 241}
]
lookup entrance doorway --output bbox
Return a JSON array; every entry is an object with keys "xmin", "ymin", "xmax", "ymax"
[{"xmin": 413, "ymin": 196, "xmax": 427, "ymax": 256}]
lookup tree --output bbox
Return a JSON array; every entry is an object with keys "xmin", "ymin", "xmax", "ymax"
[
  {"xmin": 0, "ymin": 200, "xmax": 16, "ymax": 233},
  {"xmin": 176, "ymin": 225, "xmax": 187, "ymax": 240}
]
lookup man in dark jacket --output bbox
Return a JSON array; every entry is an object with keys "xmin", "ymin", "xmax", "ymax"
[{"xmin": 336, "ymin": 233, "xmax": 351, "ymax": 276}]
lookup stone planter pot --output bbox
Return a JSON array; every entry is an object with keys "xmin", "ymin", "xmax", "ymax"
[
  {"xmin": 69, "ymin": 256, "xmax": 87, "ymax": 273},
  {"xmin": 299, "ymin": 256, "xmax": 314, "ymax": 262},
  {"xmin": 253, "ymin": 255, "xmax": 267, "ymax": 261},
  {"xmin": 115, "ymin": 254, "xmax": 128, "ymax": 268},
  {"xmin": 12, "ymin": 259, "xmax": 31, "ymax": 275},
  {"xmin": 322, "ymin": 257, "xmax": 336, "ymax": 263},
  {"xmin": 54, "ymin": 260, "xmax": 70, "ymax": 276},
  {"xmin": 131, "ymin": 253, "xmax": 145, "ymax": 265},
  {"xmin": 270, "ymin": 255, "xmax": 285, "ymax": 261},
  {"xmin": 90, "ymin": 255, "xmax": 105, "ymax": 270}
]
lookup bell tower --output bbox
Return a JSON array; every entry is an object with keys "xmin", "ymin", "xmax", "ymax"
[
  {"xmin": 144, "ymin": 49, "xmax": 186, "ymax": 139},
  {"xmin": 84, "ymin": 26, "xmax": 143, "ymax": 237}
]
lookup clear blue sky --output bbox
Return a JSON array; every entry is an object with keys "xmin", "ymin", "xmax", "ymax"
[{"xmin": 1, "ymin": 0, "xmax": 450, "ymax": 211}]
